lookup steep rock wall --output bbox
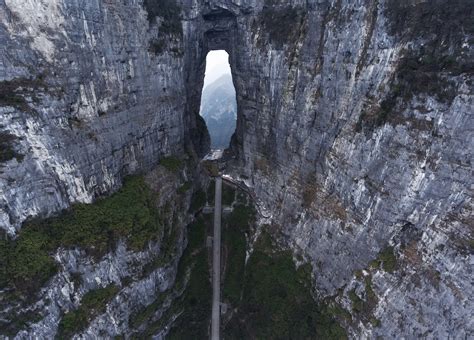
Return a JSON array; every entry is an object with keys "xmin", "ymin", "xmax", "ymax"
[
  {"xmin": 222, "ymin": 0, "xmax": 473, "ymax": 338},
  {"xmin": 0, "ymin": 0, "xmax": 209, "ymax": 234},
  {"xmin": 1, "ymin": 160, "xmax": 203, "ymax": 339},
  {"xmin": 0, "ymin": 0, "xmax": 472, "ymax": 338}
]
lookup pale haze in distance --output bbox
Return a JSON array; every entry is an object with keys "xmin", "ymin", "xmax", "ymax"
[{"xmin": 203, "ymin": 50, "xmax": 231, "ymax": 89}]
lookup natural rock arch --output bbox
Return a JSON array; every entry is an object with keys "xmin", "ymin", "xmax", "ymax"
[{"xmin": 185, "ymin": 5, "xmax": 241, "ymax": 158}]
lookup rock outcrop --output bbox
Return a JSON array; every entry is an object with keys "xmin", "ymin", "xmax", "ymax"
[{"xmin": 0, "ymin": 0, "xmax": 472, "ymax": 338}]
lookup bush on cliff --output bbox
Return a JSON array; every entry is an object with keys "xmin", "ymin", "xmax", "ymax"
[{"xmin": 0, "ymin": 176, "xmax": 161, "ymax": 295}]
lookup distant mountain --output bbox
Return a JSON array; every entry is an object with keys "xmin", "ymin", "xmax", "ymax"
[{"xmin": 200, "ymin": 74, "xmax": 237, "ymax": 149}]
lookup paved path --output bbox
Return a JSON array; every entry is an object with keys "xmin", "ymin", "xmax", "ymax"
[{"xmin": 211, "ymin": 177, "xmax": 222, "ymax": 340}]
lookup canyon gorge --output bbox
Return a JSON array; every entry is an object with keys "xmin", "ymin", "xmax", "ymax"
[{"xmin": 0, "ymin": 0, "xmax": 472, "ymax": 338}]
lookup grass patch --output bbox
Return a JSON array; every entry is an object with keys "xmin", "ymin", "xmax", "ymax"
[
  {"xmin": 0, "ymin": 176, "xmax": 162, "ymax": 296},
  {"xmin": 57, "ymin": 285, "xmax": 119, "ymax": 338},
  {"xmin": 159, "ymin": 156, "xmax": 182, "ymax": 173}
]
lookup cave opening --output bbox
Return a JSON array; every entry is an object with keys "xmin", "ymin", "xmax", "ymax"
[{"xmin": 199, "ymin": 50, "xmax": 237, "ymax": 153}]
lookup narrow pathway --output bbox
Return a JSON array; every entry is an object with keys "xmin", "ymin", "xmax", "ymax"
[{"xmin": 211, "ymin": 177, "xmax": 222, "ymax": 340}]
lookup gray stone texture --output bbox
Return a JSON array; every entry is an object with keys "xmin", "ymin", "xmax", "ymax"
[{"xmin": 0, "ymin": 0, "xmax": 472, "ymax": 338}]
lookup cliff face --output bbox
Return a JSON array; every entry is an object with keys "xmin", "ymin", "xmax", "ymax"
[
  {"xmin": 1, "ymin": 162, "xmax": 200, "ymax": 339},
  {"xmin": 0, "ymin": 0, "xmax": 208, "ymax": 234},
  {"xmin": 222, "ymin": 0, "xmax": 473, "ymax": 337},
  {"xmin": 0, "ymin": 0, "xmax": 472, "ymax": 338}
]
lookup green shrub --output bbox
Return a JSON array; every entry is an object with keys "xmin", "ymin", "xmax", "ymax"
[
  {"xmin": 190, "ymin": 189, "xmax": 206, "ymax": 212},
  {"xmin": 0, "ymin": 176, "xmax": 162, "ymax": 295},
  {"xmin": 349, "ymin": 289, "xmax": 363, "ymax": 313},
  {"xmin": 302, "ymin": 185, "xmax": 318, "ymax": 208},
  {"xmin": 166, "ymin": 243, "xmax": 211, "ymax": 339},
  {"xmin": 0, "ymin": 77, "xmax": 49, "ymax": 113},
  {"xmin": 206, "ymin": 180, "xmax": 215, "ymax": 204},
  {"xmin": 230, "ymin": 204, "xmax": 255, "ymax": 228},
  {"xmin": 0, "ymin": 309, "xmax": 43, "ymax": 337},
  {"xmin": 0, "ymin": 131, "xmax": 23, "ymax": 164},
  {"xmin": 129, "ymin": 292, "xmax": 169, "ymax": 329},
  {"xmin": 148, "ymin": 39, "xmax": 165, "ymax": 54},
  {"xmin": 236, "ymin": 191, "xmax": 248, "ymax": 205},
  {"xmin": 57, "ymin": 285, "xmax": 119, "ymax": 338},
  {"xmin": 138, "ymin": 186, "xmax": 347, "ymax": 339},
  {"xmin": 159, "ymin": 156, "xmax": 183, "ymax": 173},
  {"xmin": 178, "ymin": 181, "xmax": 192, "ymax": 194},
  {"xmin": 257, "ymin": 2, "xmax": 305, "ymax": 48},
  {"xmin": 379, "ymin": 246, "xmax": 397, "ymax": 273},
  {"xmin": 139, "ymin": 217, "xmax": 211, "ymax": 339},
  {"xmin": 347, "ymin": 276, "xmax": 380, "ymax": 326},
  {"xmin": 327, "ymin": 304, "xmax": 352, "ymax": 323},
  {"xmin": 0, "ymin": 79, "xmax": 30, "ymax": 112},
  {"xmin": 0, "ymin": 91, "xmax": 26, "ymax": 108},
  {"xmin": 370, "ymin": 316, "xmax": 381, "ymax": 327},
  {"xmin": 7, "ymin": 228, "xmax": 58, "ymax": 294},
  {"xmin": 367, "ymin": 246, "xmax": 397, "ymax": 273},
  {"xmin": 140, "ymin": 222, "xmax": 181, "ymax": 278},
  {"xmin": 202, "ymin": 160, "xmax": 219, "ymax": 177},
  {"xmin": 143, "ymin": 0, "xmax": 182, "ymax": 36},
  {"xmin": 222, "ymin": 204, "xmax": 254, "ymax": 304},
  {"xmin": 224, "ymin": 225, "xmax": 346, "ymax": 339},
  {"xmin": 221, "ymin": 183, "xmax": 236, "ymax": 206},
  {"xmin": 356, "ymin": 0, "xmax": 474, "ymax": 133}
]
